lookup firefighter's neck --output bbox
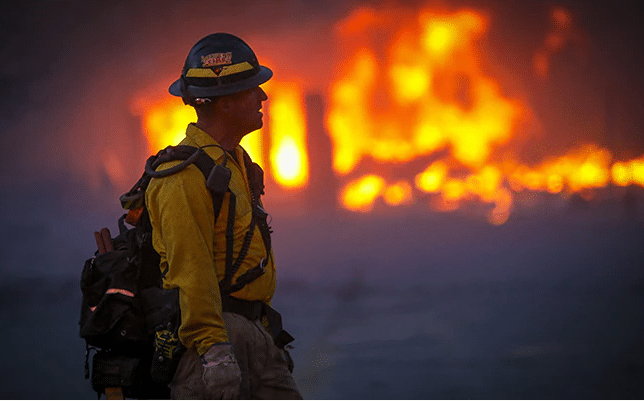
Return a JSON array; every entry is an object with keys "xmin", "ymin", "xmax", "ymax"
[{"xmin": 195, "ymin": 118, "xmax": 241, "ymax": 152}]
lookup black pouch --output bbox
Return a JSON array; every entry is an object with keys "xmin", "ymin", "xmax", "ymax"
[
  {"xmin": 141, "ymin": 286, "xmax": 186, "ymax": 384},
  {"xmin": 79, "ymin": 249, "xmax": 147, "ymax": 349},
  {"xmin": 150, "ymin": 322, "xmax": 185, "ymax": 384},
  {"xmin": 91, "ymin": 351, "xmax": 141, "ymax": 394},
  {"xmin": 141, "ymin": 286, "xmax": 180, "ymax": 336}
]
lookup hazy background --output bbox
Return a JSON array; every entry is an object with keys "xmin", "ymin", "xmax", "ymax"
[{"xmin": 1, "ymin": 0, "xmax": 643, "ymax": 399}]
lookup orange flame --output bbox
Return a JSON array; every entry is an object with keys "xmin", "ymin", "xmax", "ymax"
[
  {"xmin": 267, "ymin": 82, "xmax": 309, "ymax": 189},
  {"xmin": 509, "ymin": 144, "xmax": 612, "ymax": 194},
  {"xmin": 131, "ymin": 5, "xmax": 644, "ymax": 225},
  {"xmin": 341, "ymin": 175, "xmax": 386, "ymax": 212},
  {"xmin": 384, "ymin": 181, "xmax": 414, "ymax": 206},
  {"xmin": 612, "ymin": 157, "xmax": 644, "ymax": 187},
  {"xmin": 331, "ymin": 6, "xmax": 644, "ymax": 223},
  {"xmin": 133, "ymin": 81, "xmax": 308, "ymax": 189},
  {"xmin": 328, "ymin": 8, "xmax": 522, "ymax": 176},
  {"xmin": 331, "ymin": 7, "xmax": 524, "ymax": 221},
  {"xmin": 132, "ymin": 96, "xmax": 196, "ymax": 154}
]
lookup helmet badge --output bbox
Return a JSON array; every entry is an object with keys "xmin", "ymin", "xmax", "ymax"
[{"xmin": 201, "ymin": 52, "xmax": 233, "ymax": 68}]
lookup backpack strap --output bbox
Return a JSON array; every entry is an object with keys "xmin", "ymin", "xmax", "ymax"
[
  {"xmin": 123, "ymin": 144, "xmax": 272, "ymax": 296},
  {"xmin": 145, "ymin": 146, "xmax": 206, "ymax": 178},
  {"xmin": 221, "ymin": 149, "xmax": 272, "ymax": 294},
  {"xmin": 243, "ymin": 149, "xmax": 272, "ymax": 255},
  {"xmin": 121, "ymin": 145, "xmax": 228, "ymax": 221}
]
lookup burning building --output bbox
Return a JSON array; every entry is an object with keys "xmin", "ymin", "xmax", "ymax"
[{"xmin": 121, "ymin": 3, "xmax": 644, "ymax": 224}]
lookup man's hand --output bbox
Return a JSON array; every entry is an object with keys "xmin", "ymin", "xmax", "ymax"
[{"xmin": 201, "ymin": 343, "xmax": 242, "ymax": 399}]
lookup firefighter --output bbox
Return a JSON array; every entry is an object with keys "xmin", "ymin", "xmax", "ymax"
[{"xmin": 145, "ymin": 33, "xmax": 302, "ymax": 399}]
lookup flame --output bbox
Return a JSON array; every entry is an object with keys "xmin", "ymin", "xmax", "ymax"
[
  {"xmin": 267, "ymin": 82, "xmax": 309, "ymax": 189},
  {"xmin": 328, "ymin": 8, "xmax": 522, "ymax": 176},
  {"xmin": 415, "ymin": 161, "xmax": 448, "ymax": 193},
  {"xmin": 329, "ymin": 6, "xmax": 644, "ymax": 223},
  {"xmin": 132, "ymin": 96, "xmax": 196, "ymax": 154},
  {"xmin": 329, "ymin": 7, "xmax": 523, "ymax": 219},
  {"xmin": 239, "ymin": 129, "xmax": 265, "ymax": 170},
  {"xmin": 134, "ymin": 81, "xmax": 308, "ymax": 189},
  {"xmin": 509, "ymin": 144, "xmax": 612, "ymax": 194},
  {"xmin": 341, "ymin": 175, "xmax": 386, "ymax": 212},
  {"xmin": 130, "ymin": 5, "xmax": 644, "ymax": 225},
  {"xmin": 384, "ymin": 181, "xmax": 414, "ymax": 206},
  {"xmin": 612, "ymin": 158, "xmax": 644, "ymax": 187}
]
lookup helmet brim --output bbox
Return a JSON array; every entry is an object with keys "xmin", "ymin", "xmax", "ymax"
[{"xmin": 169, "ymin": 65, "xmax": 273, "ymax": 98}]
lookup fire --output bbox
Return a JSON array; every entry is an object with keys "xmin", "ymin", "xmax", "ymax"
[
  {"xmin": 611, "ymin": 156, "xmax": 644, "ymax": 187},
  {"xmin": 415, "ymin": 161, "xmax": 448, "ymax": 193},
  {"xmin": 267, "ymin": 82, "xmax": 309, "ymax": 189},
  {"xmin": 384, "ymin": 181, "xmax": 413, "ymax": 206},
  {"xmin": 508, "ymin": 145, "xmax": 613, "ymax": 194},
  {"xmin": 330, "ymin": 7, "xmax": 523, "ymax": 220},
  {"xmin": 330, "ymin": 5, "xmax": 643, "ymax": 223},
  {"xmin": 132, "ymin": 96, "xmax": 196, "ymax": 154},
  {"xmin": 239, "ymin": 129, "xmax": 265, "ymax": 170},
  {"xmin": 341, "ymin": 175, "xmax": 385, "ymax": 212},
  {"xmin": 130, "ymin": 5, "xmax": 644, "ymax": 225},
  {"xmin": 134, "ymin": 82, "xmax": 308, "ymax": 189},
  {"xmin": 328, "ymin": 8, "xmax": 521, "ymax": 174}
]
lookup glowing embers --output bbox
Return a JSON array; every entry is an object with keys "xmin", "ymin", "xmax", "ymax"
[
  {"xmin": 508, "ymin": 145, "xmax": 613, "ymax": 194},
  {"xmin": 612, "ymin": 158, "xmax": 644, "ymax": 187},
  {"xmin": 342, "ymin": 177, "xmax": 414, "ymax": 212},
  {"xmin": 339, "ymin": 144, "xmax": 631, "ymax": 224},
  {"xmin": 533, "ymin": 7, "xmax": 577, "ymax": 79}
]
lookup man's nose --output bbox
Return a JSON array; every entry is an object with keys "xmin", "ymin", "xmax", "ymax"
[{"xmin": 257, "ymin": 86, "xmax": 268, "ymax": 101}]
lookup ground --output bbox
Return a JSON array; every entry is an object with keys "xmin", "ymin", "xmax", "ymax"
[{"xmin": 1, "ymin": 183, "xmax": 643, "ymax": 399}]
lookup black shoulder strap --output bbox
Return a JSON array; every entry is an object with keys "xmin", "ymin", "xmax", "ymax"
[
  {"xmin": 242, "ymin": 148, "xmax": 265, "ymax": 197},
  {"xmin": 242, "ymin": 149, "xmax": 272, "ymax": 256},
  {"xmin": 220, "ymin": 149, "xmax": 273, "ymax": 294},
  {"xmin": 125, "ymin": 144, "xmax": 272, "ymax": 295},
  {"xmin": 148, "ymin": 145, "xmax": 229, "ymax": 219}
]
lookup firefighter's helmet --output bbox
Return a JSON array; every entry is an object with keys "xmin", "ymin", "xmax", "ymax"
[{"xmin": 169, "ymin": 33, "xmax": 272, "ymax": 103}]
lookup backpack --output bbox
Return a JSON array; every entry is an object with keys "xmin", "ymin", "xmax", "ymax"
[{"xmin": 79, "ymin": 145, "xmax": 270, "ymax": 399}]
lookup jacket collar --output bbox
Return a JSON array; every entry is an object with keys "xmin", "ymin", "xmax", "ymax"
[{"xmin": 184, "ymin": 123, "xmax": 246, "ymax": 168}]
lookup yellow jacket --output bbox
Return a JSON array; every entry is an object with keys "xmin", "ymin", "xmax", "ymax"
[{"xmin": 145, "ymin": 124, "xmax": 276, "ymax": 356}]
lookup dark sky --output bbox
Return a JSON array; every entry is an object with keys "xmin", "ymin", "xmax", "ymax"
[{"xmin": 1, "ymin": 0, "xmax": 643, "ymax": 193}]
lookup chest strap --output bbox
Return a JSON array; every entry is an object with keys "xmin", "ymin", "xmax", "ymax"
[{"xmin": 138, "ymin": 145, "xmax": 272, "ymax": 295}]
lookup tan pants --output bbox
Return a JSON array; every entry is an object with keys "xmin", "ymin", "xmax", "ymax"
[{"xmin": 169, "ymin": 312, "xmax": 302, "ymax": 399}]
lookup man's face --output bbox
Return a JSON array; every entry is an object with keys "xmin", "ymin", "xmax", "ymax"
[{"xmin": 226, "ymin": 86, "xmax": 268, "ymax": 137}]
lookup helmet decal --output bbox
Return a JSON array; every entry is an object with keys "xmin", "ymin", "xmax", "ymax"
[{"xmin": 201, "ymin": 52, "xmax": 233, "ymax": 67}]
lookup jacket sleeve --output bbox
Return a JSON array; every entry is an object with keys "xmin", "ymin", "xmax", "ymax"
[{"xmin": 146, "ymin": 164, "xmax": 229, "ymax": 355}]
